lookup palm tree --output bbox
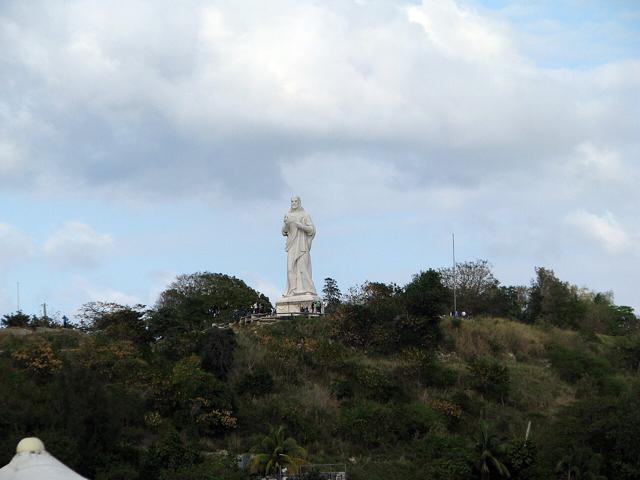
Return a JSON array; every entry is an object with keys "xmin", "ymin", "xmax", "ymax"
[
  {"xmin": 555, "ymin": 449, "xmax": 607, "ymax": 480},
  {"xmin": 250, "ymin": 425, "xmax": 307, "ymax": 476},
  {"xmin": 555, "ymin": 454, "xmax": 580, "ymax": 480},
  {"xmin": 475, "ymin": 421, "xmax": 510, "ymax": 480}
]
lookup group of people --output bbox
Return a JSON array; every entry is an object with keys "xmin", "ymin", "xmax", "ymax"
[
  {"xmin": 251, "ymin": 303, "xmax": 273, "ymax": 315},
  {"xmin": 299, "ymin": 300, "xmax": 323, "ymax": 314}
]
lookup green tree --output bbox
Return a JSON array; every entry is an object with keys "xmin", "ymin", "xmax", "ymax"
[
  {"xmin": 439, "ymin": 259, "xmax": 500, "ymax": 315},
  {"xmin": 160, "ymin": 356, "xmax": 234, "ymax": 434},
  {"xmin": 250, "ymin": 425, "xmax": 307, "ymax": 475},
  {"xmin": 1, "ymin": 311, "xmax": 32, "ymax": 328},
  {"xmin": 489, "ymin": 285, "xmax": 529, "ymax": 321},
  {"xmin": 237, "ymin": 366, "xmax": 274, "ymax": 397},
  {"xmin": 148, "ymin": 272, "xmax": 269, "ymax": 358},
  {"xmin": 334, "ymin": 282, "xmax": 404, "ymax": 352},
  {"xmin": 554, "ymin": 448, "xmax": 606, "ymax": 480},
  {"xmin": 78, "ymin": 302, "xmax": 151, "ymax": 349},
  {"xmin": 403, "ymin": 269, "xmax": 449, "ymax": 319},
  {"xmin": 475, "ymin": 421, "xmax": 510, "ymax": 480},
  {"xmin": 503, "ymin": 439, "xmax": 536, "ymax": 479},
  {"xmin": 543, "ymin": 385, "xmax": 640, "ymax": 479},
  {"xmin": 467, "ymin": 357, "xmax": 510, "ymax": 402},
  {"xmin": 322, "ymin": 277, "xmax": 342, "ymax": 313},
  {"xmin": 526, "ymin": 267, "xmax": 586, "ymax": 328},
  {"xmin": 198, "ymin": 328, "xmax": 237, "ymax": 379}
]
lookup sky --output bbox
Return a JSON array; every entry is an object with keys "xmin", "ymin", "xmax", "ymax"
[{"xmin": 0, "ymin": 0, "xmax": 638, "ymax": 320}]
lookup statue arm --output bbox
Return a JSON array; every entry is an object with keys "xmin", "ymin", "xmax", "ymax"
[
  {"xmin": 298, "ymin": 216, "xmax": 315, "ymax": 235},
  {"xmin": 296, "ymin": 223, "xmax": 313, "ymax": 234}
]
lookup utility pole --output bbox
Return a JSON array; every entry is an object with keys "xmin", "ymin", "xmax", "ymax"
[
  {"xmin": 17, "ymin": 282, "xmax": 20, "ymax": 312},
  {"xmin": 42, "ymin": 303, "xmax": 47, "ymax": 319},
  {"xmin": 452, "ymin": 233, "xmax": 457, "ymax": 317}
]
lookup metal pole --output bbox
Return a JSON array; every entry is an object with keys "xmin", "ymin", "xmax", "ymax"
[{"xmin": 452, "ymin": 233, "xmax": 457, "ymax": 316}]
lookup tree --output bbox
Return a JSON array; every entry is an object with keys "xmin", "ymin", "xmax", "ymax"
[
  {"xmin": 526, "ymin": 267, "xmax": 586, "ymax": 328},
  {"xmin": 198, "ymin": 328, "xmax": 237, "ymax": 379},
  {"xmin": 148, "ymin": 272, "xmax": 270, "ymax": 358},
  {"xmin": 554, "ymin": 449, "xmax": 607, "ymax": 480},
  {"xmin": 77, "ymin": 302, "xmax": 151, "ymax": 348},
  {"xmin": 488, "ymin": 286, "xmax": 529, "ymax": 321},
  {"xmin": 322, "ymin": 277, "xmax": 341, "ymax": 313},
  {"xmin": 250, "ymin": 425, "xmax": 307, "ymax": 475},
  {"xmin": 468, "ymin": 357, "xmax": 510, "ymax": 403},
  {"xmin": 1, "ymin": 311, "xmax": 32, "ymax": 328},
  {"xmin": 154, "ymin": 272, "xmax": 270, "ymax": 322},
  {"xmin": 439, "ymin": 259, "xmax": 500, "ymax": 315},
  {"xmin": 544, "ymin": 385, "xmax": 640, "ymax": 479},
  {"xmin": 475, "ymin": 421, "xmax": 510, "ymax": 480},
  {"xmin": 334, "ymin": 281, "xmax": 406, "ymax": 352},
  {"xmin": 403, "ymin": 269, "xmax": 449, "ymax": 319}
]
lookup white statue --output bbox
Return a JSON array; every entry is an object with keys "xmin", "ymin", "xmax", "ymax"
[{"xmin": 282, "ymin": 196, "xmax": 318, "ymax": 297}]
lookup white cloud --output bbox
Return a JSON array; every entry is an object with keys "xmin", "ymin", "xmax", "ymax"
[
  {"xmin": 568, "ymin": 210, "xmax": 635, "ymax": 255},
  {"xmin": 0, "ymin": 0, "xmax": 636, "ymax": 200},
  {"xmin": 571, "ymin": 142, "xmax": 626, "ymax": 183},
  {"xmin": 407, "ymin": 0, "xmax": 521, "ymax": 64},
  {"xmin": 44, "ymin": 221, "xmax": 114, "ymax": 268},
  {"xmin": 83, "ymin": 287, "xmax": 141, "ymax": 306},
  {"xmin": 0, "ymin": 138, "xmax": 23, "ymax": 174}
]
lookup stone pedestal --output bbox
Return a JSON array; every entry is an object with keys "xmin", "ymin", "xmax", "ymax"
[{"xmin": 276, "ymin": 293, "xmax": 321, "ymax": 315}]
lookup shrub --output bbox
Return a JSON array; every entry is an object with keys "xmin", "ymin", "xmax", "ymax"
[
  {"xmin": 403, "ymin": 269, "xmax": 449, "ymax": 319},
  {"xmin": 339, "ymin": 400, "xmax": 440, "ymax": 447},
  {"xmin": 503, "ymin": 440, "xmax": 537, "ymax": 479},
  {"xmin": 356, "ymin": 365, "xmax": 407, "ymax": 403},
  {"xmin": 467, "ymin": 357, "xmax": 510, "ymax": 402},
  {"xmin": 414, "ymin": 433, "xmax": 474, "ymax": 479},
  {"xmin": 547, "ymin": 346, "xmax": 613, "ymax": 383},
  {"xmin": 199, "ymin": 328, "xmax": 237, "ymax": 380},
  {"xmin": 420, "ymin": 357, "xmax": 458, "ymax": 388},
  {"xmin": 237, "ymin": 367, "xmax": 274, "ymax": 397},
  {"xmin": 330, "ymin": 378, "xmax": 354, "ymax": 401}
]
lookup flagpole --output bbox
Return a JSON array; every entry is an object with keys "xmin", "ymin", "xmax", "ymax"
[{"xmin": 452, "ymin": 233, "xmax": 457, "ymax": 316}]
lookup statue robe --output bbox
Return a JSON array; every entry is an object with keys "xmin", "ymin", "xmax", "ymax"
[{"xmin": 282, "ymin": 209, "xmax": 317, "ymax": 297}]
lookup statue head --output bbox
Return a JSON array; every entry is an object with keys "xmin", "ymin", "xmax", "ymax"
[{"xmin": 290, "ymin": 196, "xmax": 302, "ymax": 211}]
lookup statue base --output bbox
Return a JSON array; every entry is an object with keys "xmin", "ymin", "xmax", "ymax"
[{"xmin": 276, "ymin": 294, "xmax": 322, "ymax": 315}]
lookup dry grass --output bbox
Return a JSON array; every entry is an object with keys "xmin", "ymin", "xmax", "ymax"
[
  {"xmin": 441, "ymin": 317, "xmax": 582, "ymax": 361},
  {"xmin": 508, "ymin": 362, "xmax": 575, "ymax": 416},
  {"xmin": 297, "ymin": 381, "xmax": 339, "ymax": 413}
]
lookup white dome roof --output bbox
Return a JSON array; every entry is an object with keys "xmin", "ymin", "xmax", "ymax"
[{"xmin": 0, "ymin": 439, "xmax": 88, "ymax": 480}]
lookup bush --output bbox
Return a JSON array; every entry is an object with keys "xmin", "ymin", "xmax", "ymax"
[
  {"xmin": 339, "ymin": 400, "xmax": 440, "ymax": 447},
  {"xmin": 199, "ymin": 329, "xmax": 237, "ymax": 379},
  {"xmin": 547, "ymin": 346, "xmax": 613, "ymax": 383},
  {"xmin": 330, "ymin": 378, "xmax": 354, "ymax": 401},
  {"xmin": 403, "ymin": 269, "xmax": 449, "ymax": 319},
  {"xmin": 414, "ymin": 433, "xmax": 474, "ymax": 479},
  {"xmin": 503, "ymin": 440, "xmax": 537, "ymax": 479},
  {"xmin": 237, "ymin": 367, "xmax": 274, "ymax": 397},
  {"xmin": 355, "ymin": 365, "xmax": 407, "ymax": 403},
  {"xmin": 420, "ymin": 357, "xmax": 458, "ymax": 388},
  {"xmin": 467, "ymin": 357, "xmax": 510, "ymax": 402}
]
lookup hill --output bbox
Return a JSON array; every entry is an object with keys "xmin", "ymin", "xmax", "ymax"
[{"xmin": 0, "ymin": 268, "xmax": 638, "ymax": 479}]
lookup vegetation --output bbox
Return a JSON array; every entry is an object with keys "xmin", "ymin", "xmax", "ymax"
[{"xmin": 0, "ymin": 264, "xmax": 638, "ymax": 479}]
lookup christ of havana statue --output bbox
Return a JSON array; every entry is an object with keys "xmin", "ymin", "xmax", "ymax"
[{"xmin": 275, "ymin": 196, "xmax": 322, "ymax": 315}]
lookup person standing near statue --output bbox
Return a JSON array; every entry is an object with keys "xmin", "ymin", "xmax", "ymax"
[{"xmin": 276, "ymin": 196, "xmax": 321, "ymax": 315}]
